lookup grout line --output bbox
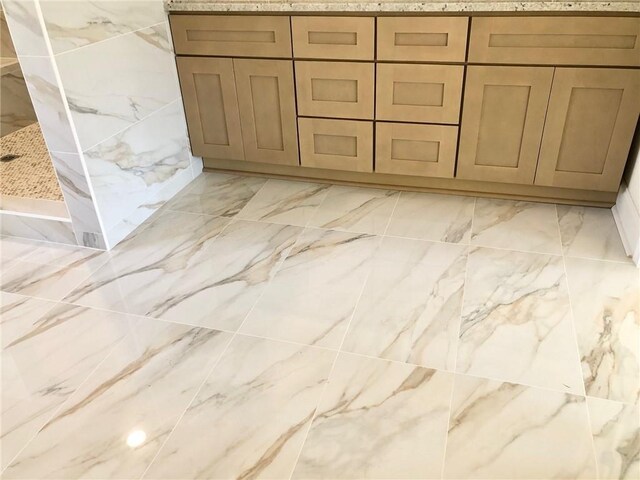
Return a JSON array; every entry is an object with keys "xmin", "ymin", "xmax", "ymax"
[{"xmin": 381, "ymin": 189, "xmax": 400, "ymax": 236}]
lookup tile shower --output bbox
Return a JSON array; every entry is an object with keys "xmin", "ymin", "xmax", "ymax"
[{"xmin": 0, "ymin": 5, "xmax": 68, "ymax": 219}]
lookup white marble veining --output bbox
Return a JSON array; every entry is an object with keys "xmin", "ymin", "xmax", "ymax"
[
  {"xmin": 343, "ymin": 236, "xmax": 467, "ymax": 370},
  {"xmin": 457, "ymin": 247, "xmax": 584, "ymax": 393},
  {"xmin": 0, "ymin": 213, "xmax": 77, "ymax": 246},
  {"xmin": 443, "ymin": 375, "xmax": 597, "ymax": 479},
  {"xmin": 293, "ymin": 353, "xmax": 454, "ymax": 479},
  {"xmin": 165, "ymin": 0, "xmax": 640, "ymax": 13},
  {"xmin": 1, "ymin": 0, "xmax": 48, "ymax": 56},
  {"xmin": 471, "ymin": 198, "xmax": 562, "ymax": 254},
  {"xmin": 565, "ymin": 257, "xmax": 640, "ymax": 404}
]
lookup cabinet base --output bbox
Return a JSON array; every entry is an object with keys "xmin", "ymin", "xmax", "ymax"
[{"xmin": 203, "ymin": 158, "xmax": 618, "ymax": 207}]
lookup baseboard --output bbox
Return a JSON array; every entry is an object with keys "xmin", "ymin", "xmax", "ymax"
[{"xmin": 612, "ymin": 181, "xmax": 640, "ymax": 266}]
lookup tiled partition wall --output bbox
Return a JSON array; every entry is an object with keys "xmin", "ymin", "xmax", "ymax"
[{"xmin": 1, "ymin": 0, "xmax": 199, "ymax": 249}]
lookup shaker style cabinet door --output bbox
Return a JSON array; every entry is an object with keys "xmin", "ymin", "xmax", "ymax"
[
  {"xmin": 176, "ymin": 56, "xmax": 244, "ymax": 161},
  {"xmin": 233, "ymin": 59, "xmax": 299, "ymax": 166},
  {"xmin": 457, "ymin": 66, "xmax": 553, "ymax": 185},
  {"xmin": 535, "ymin": 68, "xmax": 640, "ymax": 192}
]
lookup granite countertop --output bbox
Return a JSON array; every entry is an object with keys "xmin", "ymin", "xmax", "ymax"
[{"xmin": 165, "ymin": 0, "xmax": 640, "ymax": 13}]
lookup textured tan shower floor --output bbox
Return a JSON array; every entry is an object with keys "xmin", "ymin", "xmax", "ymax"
[{"xmin": 0, "ymin": 123, "xmax": 64, "ymax": 201}]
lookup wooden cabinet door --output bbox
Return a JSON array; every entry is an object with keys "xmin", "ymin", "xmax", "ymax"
[
  {"xmin": 535, "ymin": 68, "xmax": 640, "ymax": 192},
  {"xmin": 233, "ymin": 59, "xmax": 299, "ymax": 166},
  {"xmin": 176, "ymin": 56, "xmax": 244, "ymax": 160},
  {"xmin": 457, "ymin": 66, "xmax": 553, "ymax": 184}
]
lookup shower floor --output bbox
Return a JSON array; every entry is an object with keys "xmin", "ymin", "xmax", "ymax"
[{"xmin": 0, "ymin": 123, "xmax": 68, "ymax": 218}]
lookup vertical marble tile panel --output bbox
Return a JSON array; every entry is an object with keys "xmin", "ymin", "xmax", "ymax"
[
  {"xmin": 1, "ymin": 0, "xmax": 48, "ymax": 56},
  {"xmin": 293, "ymin": 353, "xmax": 454, "ymax": 479},
  {"xmin": 16, "ymin": 55, "xmax": 78, "ymax": 154},
  {"xmin": 443, "ymin": 376, "xmax": 597, "ymax": 479},
  {"xmin": 83, "ymin": 100, "xmax": 190, "ymax": 233},
  {"xmin": 587, "ymin": 397, "xmax": 640, "ymax": 480},
  {"xmin": 1, "ymin": 304, "xmax": 131, "ymax": 471},
  {"xmin": 241, "ymin": 228, "xmax": 380, "ymax": 348},
  {"xmin": 236, "ymin": 179, "xmax": 330, "ymax": 227},
  {"xmin": 386, "ymin": 192, "xmax": 475, "ymax": 244},
  {"xmin": 144, "ymin": 335, "xmax": 335, "ymax": 480},
  {"xmin": 55, "ymin": 23, "xmax": 180, "ymax": 151},
  {"xmin": 457, "ymin": 247, "xmax": 584, "ymax": 394},
  {"xmin": 0, "ymin": 9, "xmax": 17, "ymax": 57},
  {"xmin": 0, "ymin": 62, "xmax": 38, "ymax": 136},
  {"xmin": 4, "ymin": 319, "xmax": 232, "ymax": 479},
  {"xmin": 471, "ymin": 198, "xmax": 562, "ymax": 254},
  {"xmin": 558, "ymin": 205, "xmax": 631, "ymax": 263},
  {"xmin": 565, "ymin": 257, "xmax": 640, "ymax": 404},
  {"xmin": 342, "ymin": 237, "xmax": 467, "ymax": 370},
  {"xmin": 40, "ymin": 0, "xmax": 166, "ymax": 54},
  {"xmin": 307, "ymin": 185, "xmax": 399, "ymax": 235}
]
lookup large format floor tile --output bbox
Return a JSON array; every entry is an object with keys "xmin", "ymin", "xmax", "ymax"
[
  {"xmin": 587, "ymin": 397, "xmax": 639, "ymax": 480},
  {"xmin": 4, "ymin": 318, "xmax": 232, "ymax": 479},
  {"xmin": 236, "ymin": 179, "xmax": 329, "ymax": 227},
  {"xmin": 307, "ymin": 185, "xmax": 399, "ymax": 235},
  {"xmin": 565, "ymin": 257, "xmax": 640, "ymax": 404},
  {"xmin": 164, "ymin": 172, "xmax": 266, "ymax": 217},
  {"xmin": 144, "ymin": 335, "xmax": 335, "ymax": 480},
  {"xmin": 1, "ymin": 304, "xmax": 132, "ymax": 471},
  {"xmin": 456, "ymin": 247, "xmax": 584, "ymax": 394},
  {"xmin": 66, "ymin": 212, "xmax": 301, "ymax": 330},
  {"xmin": 443, "ymin": 375, "xmax": 597, "ymax": 479},
  {"xmin": 240, "ymin": 228, "xmax": 380, "ymax": 348},
  {"xmin": 0, "ymin": 291, "xmax": 57, "ymax": 348},
  {"xmin": 0, "ymin": 235, "xmax": 41, "ymax": 270},
  {"xmin": 293, "ymin": 353, "xmax": 453, "ymax": 479},
  {"xmin": 558, "ymin": 205, "xmax": 631, "ymax": 263},
  {"xmin": 471, "ymin": 198, "xmax": 562, "ymax": 254},
  {"xmin": 342, "ymin": 237, "xmax": 467, "ymax": 370},
  {"xmin": 386, "ymin": 192, "xmax": 475, "ymax": 244}
]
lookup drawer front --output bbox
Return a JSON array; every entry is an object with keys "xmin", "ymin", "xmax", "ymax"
[
  {"xmin": 296, "ymin": 61, "xmax": 375, "ymax": 119},
  {"xmin": 377, "ymin": 17, "xmax": 469, "ymax": 62},
  {"xmin": 170, "ymin": 15, "xmax": 292, "ymax": 57},
  {"xmin": 298, "ymin": 118, "xmax": 373, "ymax": 172},
  {"xmin": 376, "ymin": 122, "xmax": 458, "ymax": 178},
  {"xmin": 469, "ymin": 16, "xmax": 640, "ymax": 67},
  {"xmin": 292, "ymin": 16, "xmax": 374, "ymax": 60},
  {"xmin": 376, "ymin": 64, "xmax": 464, "ymax": 124}
]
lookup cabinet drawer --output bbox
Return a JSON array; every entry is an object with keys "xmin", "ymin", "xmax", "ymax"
[
  {"xmin": 376, "ymin": 64, "xmax": 463, "ymax": 124},
  {"xmin": 298, "ymin": 118, "xmax": 373, "ymax": 172},
  {"xmin": 377, "ymin": 17, "xmax": 469, "ymax": 62},
  {"xmin": 376, "ymin": 123, "xmax": 457, "ymax": 178},
  {"xmin": 292, "ymin": 16, "xmax": 374, "ymax": 60},
  {"xmin": 469, "ymin": 16, "xmax": 640, "ymax": 67},
  {"xmin": 295, "ymin": 61, "xmax": 375, "ymax": 119},
  {"xmin": 170, "ymin": 15, "xmax": 292, "ymax": 57}
]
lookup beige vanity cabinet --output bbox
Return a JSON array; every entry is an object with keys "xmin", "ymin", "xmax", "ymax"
[
  {"xmin": 457, "ymin": 66, "xmax": 554, "ymax": 185},
  {"xmin": 233, "ymin": 59, "xmax": 299, "ymax": 166},
  {"xmin": 177, "ymin": 56, "xmax": 245, "ymax": 161},
  {"xmin": 535, "ymin": 68, "xmax": 640, "ymax": 192}
]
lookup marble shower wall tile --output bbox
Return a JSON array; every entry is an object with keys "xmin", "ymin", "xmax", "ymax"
[
  {"xmin": 4, "ymin": 319, "xmax": 232, "ymax": 480},
  {"xmin": 343, "ymin": 237, "xmax": 467, "ymax": 370},
  {"xmin": 457, "ymin": 247, "xmax": 584, "ymax": 394},
  {"xmin": 558, "ymin": 205, "xmax": 631, "ymax": 262},
  {"xmin": 0, "ymin": 213, "xmax": 76, "ymax": 245},
  {"xmin": 587, "ymin": 397, "xmax": 640, "ymax": 480},
  {"xmin": 236, "ymin": 179, "xmax": 330, "ymax": 226},
  {"xmin": 0, "ymin": 61, "xmax": 38, "ymax": 136},
  {"xmin": 1, "ymin": 0, "xmax": 48, "ymax": 56},
  {"xmin": 293, "ymin": 353, "xmax": 454, "ymax": 479},
  {"xmin": 565, "ymin": 257, "xmax": 640, "ymax": 404},
  {"xmin": 40, "ymin": 0, "xmax": 166, "ymax": 54},
  {"xmin": 471, "ymin": 198, "xmax": 562, "ymax": 254},
  {"xmin": 164, "ymin": 172, "xmax": 267, "ymax": 217},
  {"xmin": 386, "ymin": 192, "xmax": 475, "ymax": 244},
  {"xmin": 84, "ymin": 100, "xmax": 190, "ymax": 234},
  {"xmin": 56, "ymin": 23, "xmax": 180, "ymax": 151},
  {"xmin": 443, "ymin": 376, "xmax": 597, "ymax": 479},
  {"xmin": 144, "ymin": 335, "xmax": 335, "ymax": 480},
  {"xmin": 241, "ymin": 228, "xmax": 380, "ymax": 348},
  {"xmin": 307, "ymin": 185, "xmax": 399, "ymax": 235},
  {"xmin": 0, "ymin": 9, "xmax": 17, "ymax": 57},
  {"xmin": 0, "ymin": 304, "xmax": 132, "ymax": 471}
]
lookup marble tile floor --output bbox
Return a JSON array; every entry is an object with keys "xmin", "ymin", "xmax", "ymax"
[{"xmin": 0, "ymin": 172, "xmax": 638, "ymax": 480}]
